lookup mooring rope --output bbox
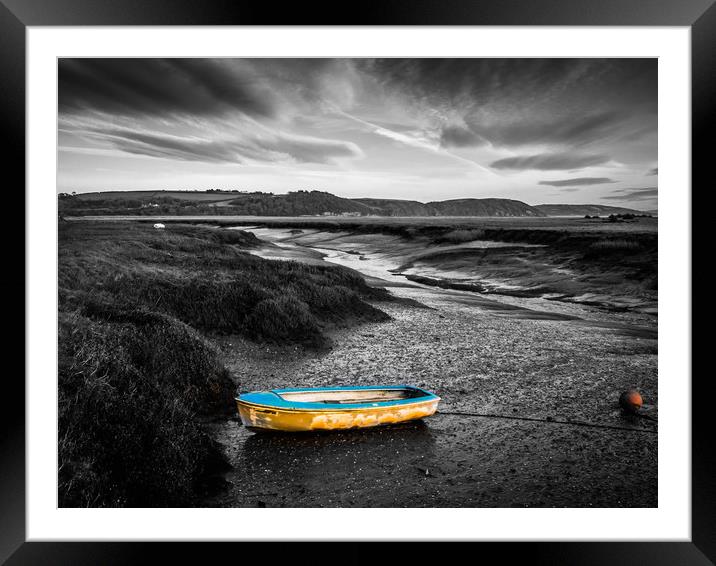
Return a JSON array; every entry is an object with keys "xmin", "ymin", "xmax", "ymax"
[{"xmin": 437, "ymin": 410, "xmax": 658, "ymax": 434}]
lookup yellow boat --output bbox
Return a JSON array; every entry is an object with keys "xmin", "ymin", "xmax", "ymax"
[{"xmin": 236, "ymin": 385, "xmax": 440, "ymax": 432}]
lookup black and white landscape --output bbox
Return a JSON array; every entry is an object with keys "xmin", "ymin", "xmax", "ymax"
[{"xmin": 58, "ymin": 58, "xmax": 657, "ymax": 508}]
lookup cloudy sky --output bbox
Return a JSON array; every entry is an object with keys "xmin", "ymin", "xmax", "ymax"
[{"xmin": 58, "ymin": 58, "xmax": 657, "ymax": 209}]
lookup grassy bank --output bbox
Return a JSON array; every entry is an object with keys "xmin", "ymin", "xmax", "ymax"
[{"xmin": 58, "ymin": 221, "xmax": 392, "ymax": 506}]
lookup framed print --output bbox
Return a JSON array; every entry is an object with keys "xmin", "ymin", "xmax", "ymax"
[{"xmin": 5, "ymin": 0, "xmax": 711, "ymax": 563}]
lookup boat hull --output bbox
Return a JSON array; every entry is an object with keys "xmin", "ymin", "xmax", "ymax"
[{"xmin": 236, "ymin": 397, "xmax": 439, "ymax": 432}]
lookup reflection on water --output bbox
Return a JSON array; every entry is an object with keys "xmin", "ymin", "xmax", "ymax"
[{"xmin": 311, "ymin": 246, "xmax": 409, "ymax": 284}]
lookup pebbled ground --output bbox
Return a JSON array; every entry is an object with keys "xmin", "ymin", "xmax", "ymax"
[{"xmin": 205, "ymin": 285, "xmax": 657, "ymax": 508}]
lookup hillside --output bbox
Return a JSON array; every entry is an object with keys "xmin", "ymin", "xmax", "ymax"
[
  {"xmin": 59, "ymin": 190, "xmax": 648, "ymax": 218},
  {"xmin": 352, "ymin": 198, "xmax": 428, "ymax": 216},
  {"xmin": 68, "ymin": 190, "xmax": 241, "ymax": 202},
  {"xmin": 354, "ymin": 197, "xmax": 545, "ymax": 217},
  {"xmin": 427, "ymin": 198, "xmax": 545, "ymax": 217},
  {"xmin": 534, "ymin": 204, "xmax": 647, "ymax": 217},
  {"xmin": 227, "ymin": 191, "xmax": 377, "ymax": 216}
]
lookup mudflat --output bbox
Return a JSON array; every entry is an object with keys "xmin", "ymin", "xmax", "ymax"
[
  {"xmin": 60, "ymin": 218, "xmax": 657, "ymax": 507},
  {"xmin": 207, "ymin": 285, "xmax": 656, "ymax": 508},
  {"xmin": 203, "ymin": 220, "xmax": 657, "ymax": 508}
]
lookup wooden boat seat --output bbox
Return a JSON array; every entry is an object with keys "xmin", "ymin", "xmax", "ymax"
[{"xmin": 277, "ymin": 388, "xmax": 424, "ymax": 404}]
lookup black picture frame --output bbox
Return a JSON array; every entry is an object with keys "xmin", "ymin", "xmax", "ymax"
[{"xmin": 4, "ymin": 1, "xmax": 710, "ymax": 563}]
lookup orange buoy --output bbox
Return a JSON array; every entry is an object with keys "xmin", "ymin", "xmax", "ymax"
[{"xmin": 619, "ymin": 389, "xmax": 643, "ymax": 414}]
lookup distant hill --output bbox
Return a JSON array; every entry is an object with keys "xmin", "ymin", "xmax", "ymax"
[
  {"xmin": 226, "ymin": 191, "xmax": 377, "ymax": 216},
  {"xmin": 225, "ymin": 193, "xmax": 546, "ymax": 217},
  {"xmin": 352, "ymin": 198, "xmax": 428, "ymax": 216},
  {"xmin": 61, "ymin": 190, "xmax": 548, "ymax": 217},
  {"xmin": 69, "ymin": 190, "xmax": 241, "ymax": 202},
  {"xmin": 352, "ymin": 197, "xmax": 543, "ymax": 217},
  {"xmin": 534, "ymin": 204, "xmax": 647, "ymax": 217},
  {"xmin": 59, "ymin": 189, "xmax": 651, "ymax": 218},
  {"xmin": 427, "ymin": 198, "xmax": 545, "ymax": 217}
]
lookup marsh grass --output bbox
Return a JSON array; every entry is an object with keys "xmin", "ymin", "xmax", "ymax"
[
  {"xmin": 58, "ymin": 221, "xmax": 392, "ymax": 506},
  {"xmin": 435, "ymin": 229, "xmax": 486, "ymax": 244},
  {"xmin": 60, "ymin": 222, "xmax": 390, "ymax": 347},
  {"xmin": 58, "ymin": 310, "xmax": 232, "ymax": 506},
  {"xmin": 589, "ymin": 238, "xmax": 641, "ymax": 251}
]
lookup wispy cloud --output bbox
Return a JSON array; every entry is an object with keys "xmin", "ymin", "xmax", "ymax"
[
  {"xmin": 58, "ymin": 58, "xmax": 657, "ymax": 199},
  {"xmin": 59, "ymin": 59, "xmax": 278, "ymax": 119},
  {"xmin": 442, "ymin": 112, "xmax": 627, "ymax": 150},
  {"xmin": 439, "ymin": 125, "xmax": 488, "ymax": 148},
  {"xmin": 538, "ymin": 177, "xmax": 615, "ymax": 187},
  {"xmin": 490, "ymin": 152, "xmax": 610, "ymax": 171},
  {"xmin": 68, "ymin": 120, "xmax": 363, "ymax": 165},
  {"xmin": 603, "ymin": 187, "xmax": 657, "ymax": 201},
  {"xmin": 367, "ymin": 59, "xmax": 655, "ymax": 151},
  {"xmin": 333, "ymin": 108, "xmax": 496, "ymax": 174}
]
